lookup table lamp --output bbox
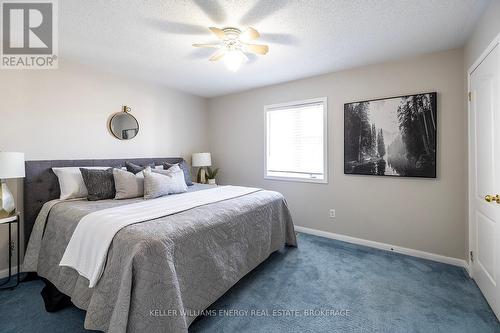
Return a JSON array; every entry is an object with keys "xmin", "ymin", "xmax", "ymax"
[
  {"xmin": 0, "ymin": 152, "xmax": 25, "ymax": 218},
  {"xmin": 192, "ymin": 152, "xmax": 211, "ymax": 184}
]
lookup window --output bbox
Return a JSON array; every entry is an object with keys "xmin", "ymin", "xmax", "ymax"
[{"xmin": 265, "ymin": 98, "xmax": 327, "ymax": 183}]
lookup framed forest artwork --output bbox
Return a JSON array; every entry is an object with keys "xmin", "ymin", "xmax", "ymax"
[{"xmin": 344, "ymin": 92, "xmax": 437, "ymax": 178}]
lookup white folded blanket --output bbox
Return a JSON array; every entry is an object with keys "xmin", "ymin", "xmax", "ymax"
[{"xmin": 59, "ymin": 185, "xmax": 260, "ymax": 287}]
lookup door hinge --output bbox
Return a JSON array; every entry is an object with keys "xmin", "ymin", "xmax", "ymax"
[
  {"xmin": 470, "ymin": 250, "xmax": 474, "ymax": 263},
  {"xmin": 468, "ymin": 92, "xmax": 471, "ymax": 101}
]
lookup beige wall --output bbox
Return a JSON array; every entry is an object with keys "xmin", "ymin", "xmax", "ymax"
[
  {"xmin": 208, "ymin": 49, "xmax": 466, "ymax": 260},
  {"xmin": 0, "ymin": 60, "xmax": 209, "ymax": 272}
]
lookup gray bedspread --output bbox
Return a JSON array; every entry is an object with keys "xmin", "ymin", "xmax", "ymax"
[{"xmin": 27, "ymin": 184, "xmax": 297, "ymax": 332}]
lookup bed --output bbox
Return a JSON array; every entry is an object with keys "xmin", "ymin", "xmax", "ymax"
[{"xmin": 22, "ymin": 158, "xmax": 297, "ymax": 333}]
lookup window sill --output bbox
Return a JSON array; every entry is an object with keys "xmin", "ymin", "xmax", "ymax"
[{"xmin": 264, "ymin": 175, "xmax": 328, "ymax": 184}]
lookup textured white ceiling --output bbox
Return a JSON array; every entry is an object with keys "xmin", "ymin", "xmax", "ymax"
[{"xmin": 60, "ymin": 0, "xmax": 490, "ymax": 97}]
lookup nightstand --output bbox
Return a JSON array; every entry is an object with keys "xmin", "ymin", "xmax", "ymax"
[{"xmin": 0, "ymin": 213, "xmax": 20, "ymax": 290}]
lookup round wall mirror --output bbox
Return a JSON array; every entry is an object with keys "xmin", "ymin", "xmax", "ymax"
[{"xmin": 109, "ymin": 106, "xmax": 139, "ymax": 140}]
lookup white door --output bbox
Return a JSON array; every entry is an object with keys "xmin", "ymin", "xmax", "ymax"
[{"xmin": 469, "ymin": 41, "xmax": 500, "ymax": 319}]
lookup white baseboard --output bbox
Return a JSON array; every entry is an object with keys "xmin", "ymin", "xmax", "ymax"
[
  {"xmin": 463, "ymin": 262, "xmax": 472, "ymax": 276},
  {"xmin": 0, "ymin": 266, "xmax": 18, "ymax": 280},
  {"xmin": 295, "ymin": 226, "xmax": 468, "ymax": 269}
]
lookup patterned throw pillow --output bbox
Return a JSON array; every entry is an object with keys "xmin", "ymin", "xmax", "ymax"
[
  {"xmin": 163, "ymin": 160, "xmax": 193, "ymax": 186},
  {"xmin": 80, "ymin": 168, "xmax": 116, "ymax": 201}
]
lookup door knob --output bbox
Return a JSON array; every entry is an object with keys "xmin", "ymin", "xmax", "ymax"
[{"xmin": 485, "ymin": 194, "xmax": 500, "ymax": 203}]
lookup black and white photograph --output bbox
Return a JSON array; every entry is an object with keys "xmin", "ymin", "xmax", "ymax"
[{"xmin": 344, "ymin": 92, "xmax": 437, "ymax": 178}]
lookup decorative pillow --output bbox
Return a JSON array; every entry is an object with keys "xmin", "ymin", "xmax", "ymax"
[
  {"xmin": 144, "ymin": 166, "xmax": 188, "ymax": 199},
  {"xmin": 163, "ymin": 160, "xmax": 193, "ymax": 186},
  {"xmin": 52, "ymin": 167, "xmax": 109, "ymax": 200},
  {"xmin": 113, "ymin": 168, "xmax": 144, "ymax": 199},
  {"xmin": 125, "ymin": 161, "xmax": 155, "ymax": 174},
  {"xmin": 143, "ymin": 170, "xmax": 169, "ymax": 200},
  {"xmin": 80, "ymin": 168, "xmax": 116, "ymax": 201},
  {"xmin": 152, "ymin": 165, "xmax": 188, "ymax": 193}
]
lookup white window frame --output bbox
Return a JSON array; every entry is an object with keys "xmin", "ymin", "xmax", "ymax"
[{"xmin": 264, "ymin": 97, "xmax": 328, "ymax": 184}]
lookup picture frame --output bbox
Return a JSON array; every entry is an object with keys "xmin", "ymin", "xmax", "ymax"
[{"xmin": 344, "ymin": 92, "xmax": 437, "ymax": 178}]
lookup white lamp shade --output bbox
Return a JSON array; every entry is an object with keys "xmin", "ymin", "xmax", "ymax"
[
  {"xmin": 0, "ymin": 152, "xmax": 25, "ymax": 179},
  {"xmin": 192, "ymin": 152, "xmax": 212, "ymax": 167}
]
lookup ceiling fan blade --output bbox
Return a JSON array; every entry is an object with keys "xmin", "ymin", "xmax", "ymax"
[
  {"xmin": 240, "ymin": 27, "xmax": 260, "ymax": 41},
  {"xmin": 209, "ymin": 49, "xmax": 226, "ymax": 61},
  {"xmin": 192, "ymin": 43, "xmax": 221, "ymax": 48},
  {"xmin": 209, "ymin": 27, "xmax": 226, "ymax": 39},
  {"xmin": 245, "ymin": 44, "xmax": 269, "ymax": 55}
]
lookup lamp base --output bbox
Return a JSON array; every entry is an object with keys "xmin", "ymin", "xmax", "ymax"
[
  {"xmin": 197, "ymin": 167, "xmax": 207, "ymax": 184},
  {"xmin": 0, "ymin": 180, "xmax": 15, "ymax": 218}
]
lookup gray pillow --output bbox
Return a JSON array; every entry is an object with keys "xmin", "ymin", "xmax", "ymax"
[
  {"xmin": 143, "ymin": 170, "xmax": 170, "ymax": 200},
  {"xmin": 163, "ymin": 160, "xmax": 193, "ymax": 186},
  {"xmin": 113, "ymin": 168, "xmax": 144, "ymax": 199},
  {"xmin": 125, "ymin": 161, "xmax": 154, "ymax": 174},
  {"xmin": 80, "ymin": 168, "xmax": 115, "ymax": 201}
]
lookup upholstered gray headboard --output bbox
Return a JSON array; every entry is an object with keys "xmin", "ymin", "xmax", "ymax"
[{"xmin": 23, "ymin": 157, "xmax": 184, "ymax": 249}]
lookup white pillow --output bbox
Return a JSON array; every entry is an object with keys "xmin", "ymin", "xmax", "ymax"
[
  {"xmin": 143, "ymin": 165, "xmax": 188, "ymax": 199},
  {"xmin": 152, "ymin": 165, "xmax": 188, "ymax": 194},
  {"xmin": 52, "ymin": 167, "xmax": 109, "ymax": 200}
]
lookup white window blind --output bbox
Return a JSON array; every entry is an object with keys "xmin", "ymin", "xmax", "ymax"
[{"xmin": 265, "ymin": 98, "xmax": 327, "ymax": 183}]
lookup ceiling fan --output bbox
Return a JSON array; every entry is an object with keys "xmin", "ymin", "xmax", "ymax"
[{"xmin": 193, "ymin": 27, "xmax": 269, "ymax": 72}]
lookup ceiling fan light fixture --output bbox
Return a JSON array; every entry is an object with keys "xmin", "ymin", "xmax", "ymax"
[
  {"xmin": 223, "ymin": 50, "xmax": 247, "ymax": 72},
  {"xmin": 193, "ymin": 26, "xmax": 268, "ymax": 71}
]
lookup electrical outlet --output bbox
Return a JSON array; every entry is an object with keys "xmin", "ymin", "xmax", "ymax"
[{"xmin": 329, "ymin": 209, "xmax": 336, "ymax": 218}]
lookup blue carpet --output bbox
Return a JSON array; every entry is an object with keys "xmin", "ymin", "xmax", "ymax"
[{"xmin": 1, "ymin": 233, "xmax": 498, "ymax": 332}]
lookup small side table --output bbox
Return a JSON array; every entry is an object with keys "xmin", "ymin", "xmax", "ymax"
[{"xmin": 0, "ymin": 213, "xmax": 20, "ymax": 290}]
